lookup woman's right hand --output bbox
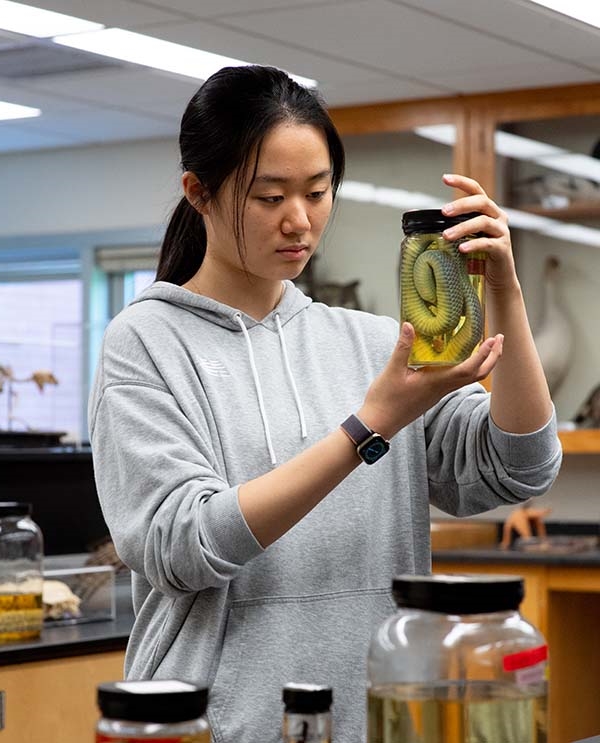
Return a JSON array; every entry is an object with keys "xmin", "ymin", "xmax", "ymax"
[{"xmin": 357, "ymin": 322, "xmax": 503, "ymax": 440}]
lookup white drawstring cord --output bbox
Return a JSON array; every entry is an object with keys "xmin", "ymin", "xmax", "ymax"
[
  {"xmin": 275, "ymin": 313, "xmax": 307, "ymax": 439},
  {"xmin": 234, "ymin": 313, "xmax": 277, "ymax": 466}
]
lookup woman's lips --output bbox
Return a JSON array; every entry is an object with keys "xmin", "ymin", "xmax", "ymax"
[{"xmin": 277, "ymin": 245, "xmax": 309, "ymax": 259}]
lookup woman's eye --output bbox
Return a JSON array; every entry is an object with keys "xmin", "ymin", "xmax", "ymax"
[
  {"xmin": 308, "ymin": 190, "xmax": 327, "ymax": 200},
  {"xmin": 258, "ymin": 195, "xmax": 283, "ymax": 204}
]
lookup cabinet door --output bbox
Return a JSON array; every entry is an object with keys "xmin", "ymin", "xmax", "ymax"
[{"xmin": 0, "ymin": 650, "xmax": 125, "ymax": 742}]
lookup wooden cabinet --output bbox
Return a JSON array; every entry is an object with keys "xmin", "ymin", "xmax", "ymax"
[
  {"xmin": 0, "ymin": 649, "xmax": 125, "ymax": 742},
  {"xmin": 558, "ymin": 429, "xmax": 600, "ymax": 454},
  {"xmin": 434, "ymin": 558, "xmax": 600, "ymax": 743}
]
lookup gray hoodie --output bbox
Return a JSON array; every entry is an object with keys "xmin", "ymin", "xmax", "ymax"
[{"xmin": 88, "ymin": 280, "xmax": 561, "ymax": 743}]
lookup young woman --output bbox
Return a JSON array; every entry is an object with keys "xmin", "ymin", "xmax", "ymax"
[{"xmin": 89, "ymin": 65, "xmax": 562, "ymax": 743}]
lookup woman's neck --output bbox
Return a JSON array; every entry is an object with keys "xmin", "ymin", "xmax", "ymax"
[{"xmin": 182, "ymin": 270, "xmax": 285, "ymax": 320}]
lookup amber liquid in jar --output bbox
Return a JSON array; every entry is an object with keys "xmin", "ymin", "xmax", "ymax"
[
  {"xmin": 0, "ymin": 591, "xmax": 43, "ymax": 641},
  {"xmin": 368, "ymin": 682, "xmax": 547, "ymax": 743}
]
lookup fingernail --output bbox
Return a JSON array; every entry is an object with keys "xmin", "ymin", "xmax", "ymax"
[
  {"xmin": 442, "ymin": 203, "xmax": 454, "ymax": 214},
  {"xmin": 402, "ymin": 322, "xmax": 411, "ymax": 336}
]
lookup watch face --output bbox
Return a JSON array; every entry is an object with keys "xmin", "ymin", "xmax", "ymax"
[{"xmin": 359, "ymin": 435, "xmax": 390, "ymax": 465}]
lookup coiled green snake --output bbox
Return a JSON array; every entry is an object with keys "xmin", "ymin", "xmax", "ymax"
[{"xmin": 400, "ymin": 234, "xmax": 484, "ymax": 365}]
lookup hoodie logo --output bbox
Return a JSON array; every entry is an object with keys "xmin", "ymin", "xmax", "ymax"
[{"xmin": 197, "ymin": 356, "xmax": 230, "ymax": 377}]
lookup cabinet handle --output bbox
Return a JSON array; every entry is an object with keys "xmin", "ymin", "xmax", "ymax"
[{"xmin": 0, "ymin": 690, "xmax": 4, "ymax": 730}]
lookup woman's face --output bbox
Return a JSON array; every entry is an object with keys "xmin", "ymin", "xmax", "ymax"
[{"xmin": 203, "ymin": 122, "xmax": 334, "ymax": 284}]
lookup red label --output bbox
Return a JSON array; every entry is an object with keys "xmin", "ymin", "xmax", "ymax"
[
  {"xmin": 467, "ymin": 258, "xmax": 486, "ymax": 275},
  {"xmin": 503, "ymin": 644, "xmax": 548, "ymax": 672}
]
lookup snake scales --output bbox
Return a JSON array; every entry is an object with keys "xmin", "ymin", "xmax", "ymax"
[{"xmin": 400, "ymin": 234, "xmax": 484, "ymax": 365}]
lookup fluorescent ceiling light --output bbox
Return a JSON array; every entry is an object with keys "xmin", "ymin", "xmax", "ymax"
[
  {"xmin": 526, "ymin": 0, "xmax": 600, "ymax": 30},
  {"xmin": 415, "ymin": 126, "xmax": 565, "ymax": 160},
  {"xmin": 502, "ymin": 208, "xmax": 558, "ymax": 232},
  {"xmin": 536, "ymin": 153, "xmax": 600, "ymax": 182},
  {"xmin": 538, "ymin": 222, "xmax": 600, "ymax": 247},
  {"xmin": 414, "ymin": 125, "xmax": 456, "ymax": 146},
  {"xmin": 494, "ymin": 131, "xmax": 564, "ymax": 160},
  {"xmin": 53, "ymin": 27, "xmax": 317, "ymax": 88},
  {"xmin": 0, "ymin": 100, "xmax": 41, "ymax": 120},
  {"xmin": 338, "ymin": 180, "xmax": 600, "ymax": 247},
  {"xmin": 339, "ymin": 180, "xmax": 441, "ymax": 209},
  {"xmin": 0, "ymin": 0, "xmax": 102, "ymax": 38}
]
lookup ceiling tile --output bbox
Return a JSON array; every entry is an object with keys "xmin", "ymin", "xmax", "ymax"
[
  {"xmin": 220, "ymin": 0, "xmax": 568, "ymax": 80},
  {"xmin": 144, "ymin": 18, "xmax": 395, "ymax": 85},
  {"xmin": 14, "ymin": 67, "xmax": 200, "ymax": 117},
  {"xmin": 156, "ymin": 0, "xmax": 347, "ymax": 19},
  {"xmin": 393, "ymin": 0, "xmax": 600, "ymax": 63},
  {"xmin": 431, "ymin": 60, "xmax": 600, "ymax": 95},
  {"xmin": 9, "ymin": 106, "xmax": 178, "ymax": 146}
]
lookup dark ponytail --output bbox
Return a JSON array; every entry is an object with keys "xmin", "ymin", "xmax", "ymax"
[
  {"xmin": 156, "ymin": 65, "xmax": 345, "ymax": 285},
  {"xmin": 156, "ymin": 197, "xmax": 206, "ymax": 285}
]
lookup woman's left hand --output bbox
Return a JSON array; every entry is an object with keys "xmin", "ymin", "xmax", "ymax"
[{"xmin": 440, "ymin": 173, "xmax": 517, "ymax": 294}]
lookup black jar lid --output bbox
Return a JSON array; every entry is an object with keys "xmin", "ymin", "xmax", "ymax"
[
  {"xmin": 97, "ymin": 680, "xmax": 208, "ymax": 723},
  {"xmin": 283, "ymin": 683, "xmax": 333, "ymax": 714},
  {"xmin": 402, "ymin": 208, "xmax": 482, "ymax": 234},
  {"xmin": 0, "ymin": 502, "xmax": 32, "ymax": 517},
  {"xmin": 392, "ymin": 574, "xmax": 524, "ymax": 614}
]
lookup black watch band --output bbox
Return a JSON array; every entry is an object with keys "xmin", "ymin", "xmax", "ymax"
[{"xmin": 340, "ymin": 414, "xmax": 390, "ymax": 465}]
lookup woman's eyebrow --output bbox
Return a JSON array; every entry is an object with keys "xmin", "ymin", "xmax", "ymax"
[{"xmin": 253, "ymin": 169, "xmax": 332, "ymax": 184}]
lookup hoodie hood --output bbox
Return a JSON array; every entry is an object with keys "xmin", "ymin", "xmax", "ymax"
[{"xmin": 129, "ymin": 279, "xmax": 312, "ymax": 332}]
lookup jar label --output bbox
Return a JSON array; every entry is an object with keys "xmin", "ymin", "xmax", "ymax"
[
  {"xmin": 503, "ymin": 644, "xmax": 548, "ymax": 672},
  {"xmin": 96, "ymin": 734, "xmax": 209, "ymax": 742}
]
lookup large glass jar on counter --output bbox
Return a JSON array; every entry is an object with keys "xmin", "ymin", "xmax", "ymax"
[
  {"xmin": 368, "ymin": 574, "xmax": 548, "ymax": 743},
  {"xmin": 0, "ymin": 501, "xmax": 44, "ymax": 642},
  {"xmin": 400, "ymin": 209, "xmax": 486, "ymax": 367}
]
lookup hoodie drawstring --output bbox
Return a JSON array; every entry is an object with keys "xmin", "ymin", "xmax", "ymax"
[
  {"xmin": 235, "ymin": 313, "xmax": 277, "ymax": 466},
  {"xmin": 234, "ymin": 312, "xmax": 307, "ymax": 467},
  {"xmin": 275, "ymin": 313, "xmax": 307, "ymax": 440}
]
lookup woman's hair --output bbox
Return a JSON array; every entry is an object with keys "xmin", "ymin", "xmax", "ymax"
[{"xmin": 156, "ymin": 65, "xmax": 346, "ymax": 285}]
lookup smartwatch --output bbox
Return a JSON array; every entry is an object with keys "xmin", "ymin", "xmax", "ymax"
[{"xmin": 340, "ymin": 414, "xmax": 390, "ymax": 465}]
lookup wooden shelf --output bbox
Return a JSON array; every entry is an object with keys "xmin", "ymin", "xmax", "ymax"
[
  {"xmin": 518, "ymin": 201, "xmax": 600, "ymax": 221},
  {"xmin": 558, "ymin": 428, "xmax": 600, "ymax": 454}
]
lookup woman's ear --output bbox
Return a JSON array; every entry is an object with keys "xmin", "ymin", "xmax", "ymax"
[{"xmin": 182, "ymin": 171, "xmax": 209, "ymax": 214}]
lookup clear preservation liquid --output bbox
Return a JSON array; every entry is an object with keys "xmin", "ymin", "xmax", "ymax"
[
  {"xmin": 368, "ymin": 682, "xmax": 547, "ymax": 743},
  {"xmin": 0, "ymin": 591, "xmax": 43, "ymax": 641},
  {"xmin": 283, "ymin": 712, "xmax": 331, "ymax": 743}
]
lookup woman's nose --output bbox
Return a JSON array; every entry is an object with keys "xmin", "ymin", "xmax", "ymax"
[{"xmin": 281, "ymin": 201, "xmax": 311, "ymax": 234}]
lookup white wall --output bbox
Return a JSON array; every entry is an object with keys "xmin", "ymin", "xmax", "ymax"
[
  {"xmin": 1, "ymin": 135, "xmax": 598, "ymax": 524},
  {"xmin": 0, "ymin": 138, "xmax": 180, "ymax": 237}
]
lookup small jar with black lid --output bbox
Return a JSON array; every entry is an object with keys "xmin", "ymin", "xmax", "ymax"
[
  {"xmin": 400, "ymin": 209, "xmax": 486, "ymax": 366},
  {"xmin": 367, "ymin": 574, "xmax": 548, "ymax": 743},
  {"xmin": 283, "ymin": 683, "xmax": 333, "ymax": 743},
  {"xmin": 0, "ymin": 501, "xmax": 44, "ymax": 642},
  {"xmin": 96, "ymin": 680, "xmax": 210, "ymax": 742}
]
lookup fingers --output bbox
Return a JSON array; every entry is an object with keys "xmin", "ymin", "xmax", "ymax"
[
  {"xmin": 441, "ymin": 173, "xmax": 507, "ymax": 223},
  {"xmin": 458, "ymin": 334, "xmax": 504, "ymax": 380},
  {"xmin": 391, "ymin": 322, "xmax": 415, "ymax": 369},
  {"xmin": 442, "ymin": 173, "xmax": 486, "ymax": 195}
]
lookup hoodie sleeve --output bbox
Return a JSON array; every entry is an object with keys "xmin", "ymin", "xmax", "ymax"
[
  {"xmin": 423, "ymin": 383, "xmax": 562, "ymax": 516},
  {"xmin": 88, "ymin": 324, "xmax": 264, "ymax": 599}
]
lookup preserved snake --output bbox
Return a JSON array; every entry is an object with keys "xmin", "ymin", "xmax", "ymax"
[{"xmin": 400, "ymin": 233, "xmax": 484, "ymax": 365}]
